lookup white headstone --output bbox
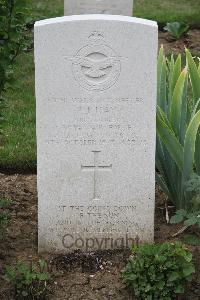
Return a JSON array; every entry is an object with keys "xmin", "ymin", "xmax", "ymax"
[
  {"xmin": 64, "ymin": 0, "xmax": 134, "ymax": 16},
  {"xmin": 35, "ymin": 15, "xmax": 158, "ymax": 253}
]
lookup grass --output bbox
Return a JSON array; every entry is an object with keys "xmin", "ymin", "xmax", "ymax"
[
  {"xmin": 28, "ymin": 0, "xmax": 63, "ymax": 20},
  {"xmin": 1, "ymin": 53, "xmax": 36, "ymax": 172},
  {"xmin": 134, "ymin": 0, "xmax": 200, "ymax": 28},
  {"xmin": 0, "ymin": 1, "xmax": 63, "ymax": 172},
  {"xmin": 0, "ymin": 0, "xmax": 200, "ymax": 172}
]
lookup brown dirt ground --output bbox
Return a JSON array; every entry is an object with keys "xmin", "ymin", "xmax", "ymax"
[
  {"xmin": 158, "ymin": 29, "xmax": 200, "ymax": 55},
  {"xmin": 0, "ymin": 174, "xmax": 199, "ymax": 299}
]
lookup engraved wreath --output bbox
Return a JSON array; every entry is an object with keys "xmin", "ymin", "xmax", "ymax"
[{"xmin": 72, "ymin": 32, "xmax": 121, "ymax": 91}]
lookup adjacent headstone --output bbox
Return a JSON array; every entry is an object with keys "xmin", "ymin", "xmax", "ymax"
[
  {"xmin": 64, "ymin": 0, "xmax": 134, "ymax": 16},
  {"xmin": 35, "ymin": 15, "xmax": 158, "ymax": 253}
]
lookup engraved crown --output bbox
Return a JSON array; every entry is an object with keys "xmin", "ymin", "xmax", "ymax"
[{"xmin": 88, "ymin": 31, "xmax": 104, "ymax": 43}]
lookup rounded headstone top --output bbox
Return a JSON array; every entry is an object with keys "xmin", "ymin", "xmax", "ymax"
[{"xmin": 35, "ymin": 15, "xmax": 157, "ymax": 29}]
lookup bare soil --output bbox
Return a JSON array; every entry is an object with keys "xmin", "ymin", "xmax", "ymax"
[
  {"xmin": 0, "ymin": 174, "xmax": 199, "ymax": 299},
  {"xmin": 158, "ymin": 29, "xmax": 200, "ymax": 55}
]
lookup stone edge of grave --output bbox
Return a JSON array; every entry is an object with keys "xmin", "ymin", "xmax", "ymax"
[{"xmin": 34, "ymin": 15, "xmax": 157, "ymax": 28}]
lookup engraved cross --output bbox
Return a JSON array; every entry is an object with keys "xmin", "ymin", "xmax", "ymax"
[{"xmin": 81, "ymin": 151, "xmax": 112, "ymax": 200}]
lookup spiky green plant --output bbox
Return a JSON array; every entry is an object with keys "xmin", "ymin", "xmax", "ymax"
[{"xmin": 156, "ymin": 48, "xmax": 200, "ymax": 210}]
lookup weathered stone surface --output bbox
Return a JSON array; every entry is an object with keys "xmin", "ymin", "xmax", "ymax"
[
  {"xmin": 64, "ymin": 0, "xmax": 134, "ymax": 16},
  {"xmin": 35, "ymin": 15, "xmax": 158, "ymax": 253}
]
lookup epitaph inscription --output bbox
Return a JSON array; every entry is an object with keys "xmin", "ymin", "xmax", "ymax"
[{"xmin": 35, "ymin": 15, "xmax": 158, "ymax": 252}]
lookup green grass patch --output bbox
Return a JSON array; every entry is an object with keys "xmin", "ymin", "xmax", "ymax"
[
  {"xmin": 134, "ymin": 0, "xmax": 200, "ymax": 28},
  {"xmin": 28, "ymin": 0, "xmax": 63, "ymax": 20},
  {"xmin": 1, "ymin": 53, "xmax": 36, "ymax": 172},
  {"xmin": 0, "ymin": 0, "xmax": 200, "ymax": 172},
  {"xmin": 0, "ymin": 0, "xmax": 64, "ymax": 172}
]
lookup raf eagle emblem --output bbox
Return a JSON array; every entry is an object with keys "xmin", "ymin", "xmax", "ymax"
[
  {"xmin": 72, "ymin": 32, "xmax": 121, "ymax": 91},
  {"xmin": 75, "ymin": 56, "xmax": 116, "ymax": 79}
]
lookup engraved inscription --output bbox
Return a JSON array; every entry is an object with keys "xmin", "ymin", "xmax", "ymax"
[
  {"xmin": 81, "ymin": 151, "xmax": 112, "ymax": 200},
  {"xmin": 48, "ymin": 96, "xmax": 144, "ymax": 104},
  {"xmin": 72, "ymin": 32, "xmax": 121, "ymax": 91},
  {"xmin": 43, "ymin": 96, "xmax": 146, "ymax": 147},
  {"xmin": 57, "ymin": 205, "xmax": 139, "ymax": 234}
]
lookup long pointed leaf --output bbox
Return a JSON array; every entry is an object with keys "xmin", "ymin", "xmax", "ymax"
[
  {"xmin": 157, "ymin": 112, "xmax": 183, "ymax": 171},
  {"xmin": 168, "ymin": 54, "xmax": 175, "ymax": 115},
  {"xmin": 171, "ymin": 54, "xmax": 182, "ymax": 94},
  {"xmin": 156, "ymin": 173, "xmax": 171, "ymax": 199},
  {"xmin": 157, "ymin": 46, "xmax": 167, "ymax": 111},
  {"xmin": 186, "ymin": 49, "xmax": 200, "ymax": 104},
  {"xmin": 191, "ymin": 99, "xmax": 200, "ymax": 120},
  {"xmin": 180, "ymin": 74, "xmax": 188, "ymax": 144},
  {"xmin": 157, "ymin": 105, "xmax": 173, "ymax": 130},
  {"xmin": 195, "ymin": 132, "xmax": 200, "ymax": 175},
  {"xmin": 182, "ymin": 110, "xmax": 200, "ymax": 208},
  {"xmin": 183, "ymin": 110, "xmax": 200, "ymax": 182},
  {"xmin": 170, "ymin": 68, "xmax": 188, "ymax": 136},
  {"xmin": 156, "ymin": 136, "xmax": 178, "ymax": 202}
]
